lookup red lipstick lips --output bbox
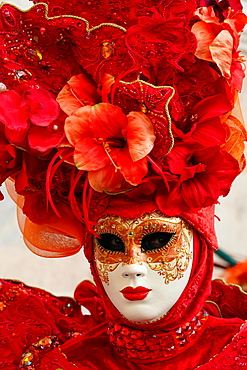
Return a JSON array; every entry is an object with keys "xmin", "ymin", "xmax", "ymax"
[{"xmin": 120, "ymin": 286, "xmax": 152, "ymax": 301}]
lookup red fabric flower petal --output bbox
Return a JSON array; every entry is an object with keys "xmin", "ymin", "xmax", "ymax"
[
  {"xmin": 181, "ymin": 173, "xmax": 220, "ymax": 209},
  {"xmin": 190, "ymin": 118, "xmax": 226, "ymax": 147},
  {"xmin": 156, "ymin": 172, "xmax": 219, "ymax": 215},
  {"xmin": 193, "ymin": 94, "xmax": 233, "ymax": 122},
  {"xmin": 28, "ymin": 126, "xmax": 64, "ymax": 152},
  {"xmin": 5, "ymin": 126, "xmax": 28, "ymax": 144},
  {"xmin": 65, "ymin": 106, "xmax": 92, "ymax": 146},
  {"xmin": 57, "ymin": 73, "xmax": 101, "ymax": 115},
  {"xmin": 89, "ymin": 103, "xmax": 128, "ymax": 139},
  {"xmin": 88, "ymin": 163, "xmax": 125, "ymax": 192},
  {"xmin": 74, "ymin": 137, "xmax": 109, "ymax": 171},
  {"xmin": 23, "ymin": 89, "xmax": 60, "ymax": 127},
  {"xmin": 179, "ymin": 163, "xmax": 206, "ymax": 183},
  {"xmin": 126, "ymin": 111, "xmax": 155, "ymax": 162},
  {"xmin": 167, "ymin": 144, "xmax": 194, "ymax": 175},
  {"xmin": 0, "ymin": 90, "xmax": 28, "ymax": 130},
  {"xmin": 117, "ymin": 147, "xmax": 148, "ymax": 186},
  {"xmin": 213, "ymin": 150, "xmax": 240, "ymax": 196}
]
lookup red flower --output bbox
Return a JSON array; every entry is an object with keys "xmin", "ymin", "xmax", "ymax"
[
  {"xmin": 65, "ymin": 103, "xmax": 155, "ymax": 192},
  {"xmin": 156, "ymin": 145, "xmax": 239, "ymax": 215},
  {"xmin": 0, "ymin": 88, "xmax": 65, "ymax": 154},
  {"xmin": 191, "ymin": 6, "xmax": 247, "ymax": 90},
  {"xmin": 57, "ymin": 73, "xmax": 156, "ymax": 192}
]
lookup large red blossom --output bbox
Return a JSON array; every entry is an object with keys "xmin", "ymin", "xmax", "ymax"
[
  {"xmin": 156, "ymin": 145, "xmax": 240, "ymax": 215},
  {"xmin": 65, "ymin": 103, "xmax": 156, "ymax": 192},
  {"xmin": 192, "ymin": 6, "xmax": 247, "ymax": 90},
  {"xmin": 0, "ymin": 88, "xmax": 65, "ymax": 154},
  {"xmin": 57, "ymin": 73, "xmax": 156, "ymax": 192}
]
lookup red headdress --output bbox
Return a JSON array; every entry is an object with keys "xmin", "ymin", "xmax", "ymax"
[{"xmin": 0, "ymin": 0, "xmax": 246, "ymax": 260}]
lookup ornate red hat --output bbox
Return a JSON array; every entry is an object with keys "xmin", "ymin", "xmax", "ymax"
[{"xmin": 0, "ymin": 0, "xmax": 246, "ymax": 257}]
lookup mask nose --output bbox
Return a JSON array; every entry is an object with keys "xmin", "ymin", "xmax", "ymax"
[{"xmin": 121, "ymin": 263, "xmax": 147, "ymax": 278}]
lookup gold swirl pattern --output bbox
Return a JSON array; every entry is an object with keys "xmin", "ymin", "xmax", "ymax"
[{"xmin": 93, "ymin": 212, "xmax": 193, "ymax": 284}]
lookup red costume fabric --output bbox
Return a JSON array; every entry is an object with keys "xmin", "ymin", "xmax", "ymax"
[
  {"xmin": 0, "ymin": 1, "xmax": 247, "ymax": 369},
  {"xmin": 1, "ymin": 233, "xmax": 247, "ymax": 369},
  {"xmin": 1, "ymin": 277, "xmax": 247, "ymax": 369},
  {"xmin": 0, "ymin": 0, "xmax": 246, "ymax": 257}
]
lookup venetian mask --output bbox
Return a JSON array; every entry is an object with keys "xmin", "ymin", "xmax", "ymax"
[{"xmin": 93, "ymin": 212, "xmax": 193, "ymax": 322}]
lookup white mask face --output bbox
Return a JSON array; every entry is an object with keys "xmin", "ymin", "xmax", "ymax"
[{"xmin": 93, "ymin": 212, "xmax": 193, "ymax": 322}]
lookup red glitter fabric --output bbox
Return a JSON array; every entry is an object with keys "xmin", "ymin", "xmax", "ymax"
[
  {"xmin": 0, "ymin": 1, "xmax": 246, "ymax": 368},
  {"xmin": 1, "ymin": 278, "xmax": 247, "ymax": 369}
]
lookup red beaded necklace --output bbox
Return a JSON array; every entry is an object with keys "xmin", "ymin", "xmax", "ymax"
[{"xmin": 107, "ymin": 310, "xmax": 209, "ymax": 361}]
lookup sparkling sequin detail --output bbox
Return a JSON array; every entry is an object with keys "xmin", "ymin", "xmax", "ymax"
[
  {"xmin": 94, "ymin": 212, "xmax": 193, "ymax": 284},
  {"xmin": 107, "ymin": 310, "xmax": 209, "ymax": 360},
  {"xmin": 20, "ymin": 336, "xmax": 59, "ymax": 368}
]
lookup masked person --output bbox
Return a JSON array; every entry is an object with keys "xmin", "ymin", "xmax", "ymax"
[{"xmin": 0, "ymin": 0, "xmax": 247, "ymax": 369}]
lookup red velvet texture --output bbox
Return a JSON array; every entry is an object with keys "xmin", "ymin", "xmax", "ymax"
[
  {"xmin": 63, "ymin": 317, "xmax": 246, "ymax": 369},
  {"xmin": 0, "ymin": 279, "xmax": 247, "ymax": 369}
]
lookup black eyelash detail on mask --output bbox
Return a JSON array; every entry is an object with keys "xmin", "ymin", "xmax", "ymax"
[
  {"xmin": 96, "ymin": 233, "xmax": 125, "ymax": 253},
  {"xmin": 141, "ymin": 232, "xmax": 176, "ymax": 253}
]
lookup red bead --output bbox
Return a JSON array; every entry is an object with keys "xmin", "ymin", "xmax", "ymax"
[{"xmin": 40, "ymin": 27, "xmax": 46, "ymax": 35}]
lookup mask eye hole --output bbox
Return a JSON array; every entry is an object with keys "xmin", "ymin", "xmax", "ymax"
[
  {"xmin": 96, "ymin": 233, "xmax": 125, "ymax": 252},
  {"xmin": 141, "ymin": 232, "xmax": 175, "ymax": 252}
]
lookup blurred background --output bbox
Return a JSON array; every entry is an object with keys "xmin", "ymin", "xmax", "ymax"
[{"xmin": 1, "ymin": 0, "xmax": 247, "ymax": 296}]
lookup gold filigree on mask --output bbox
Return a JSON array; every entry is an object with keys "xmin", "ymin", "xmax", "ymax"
[{"xmin": 93, "ymin": 212, "xmax": 193, "ymax": 284}]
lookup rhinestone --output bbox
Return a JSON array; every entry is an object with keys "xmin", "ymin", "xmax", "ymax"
[
  {"xmin": 144, "ymin": 225, "xmax": 148, "ymax": 229},
  {"xmin": 114, "ymin": 324, "xmax": 122, "ymax": 332},
  {"xmin": 38, "ymin": 337, "xmax": 52, "ymax": 348},
  {"xmin": 130, "ymin": 331, "xmax": 142, "ymax": 339},
  {"xmin": 140, "ymin": 103, "xmax": 148, "ymax": 113},
  {"xmin": 0, "ymin": 302, "xmax": 6, "ymax": 311},
  {"xmin": 167, "ymin": 345, "xmax": 175, "ymax": 351},
  {"xmin": 101, "ymin": 41, "xmax": 114, "ymax": 59},
  {"xmin": 121, "ymin": 327, "xmax": 130, "ymax": 336},
  {"xmin": 136, "ymin": 339, "xmax": 145, "ymax": 346},
  {"xmin": 40, "ymin": 27, "xmax": 46, "ymax": 34},
  {"xmin": 127, "ymin": 349, "xmax": 138, "ymax": 358},
  {"xmin": 61, "ymin": 302, "xmax": 74, "ymax": 316},
  {"xmin": 21, "ymin": 352, "xmax": 34, "ymax": 366},
  {"xmin": 128, "ymin": 231, "xmax": 134, "ymax": 236},
  {"xmin": 16, "ymin": 70, "xmax": 32, "ymax": 81},
  {"xmin": 27, "ymin": 48, "xmax": 43, "ymax": 61},
  {"xmin": 8, "ymin": 291, "xmax": 16, "ymax": 300},
  {"xmin": 111, "ymin": 224, "xmax": 116, "ymax": 228},
  {"xmin": 176, "ymin": 327, "xmax": 182, "ymax": 334}
]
